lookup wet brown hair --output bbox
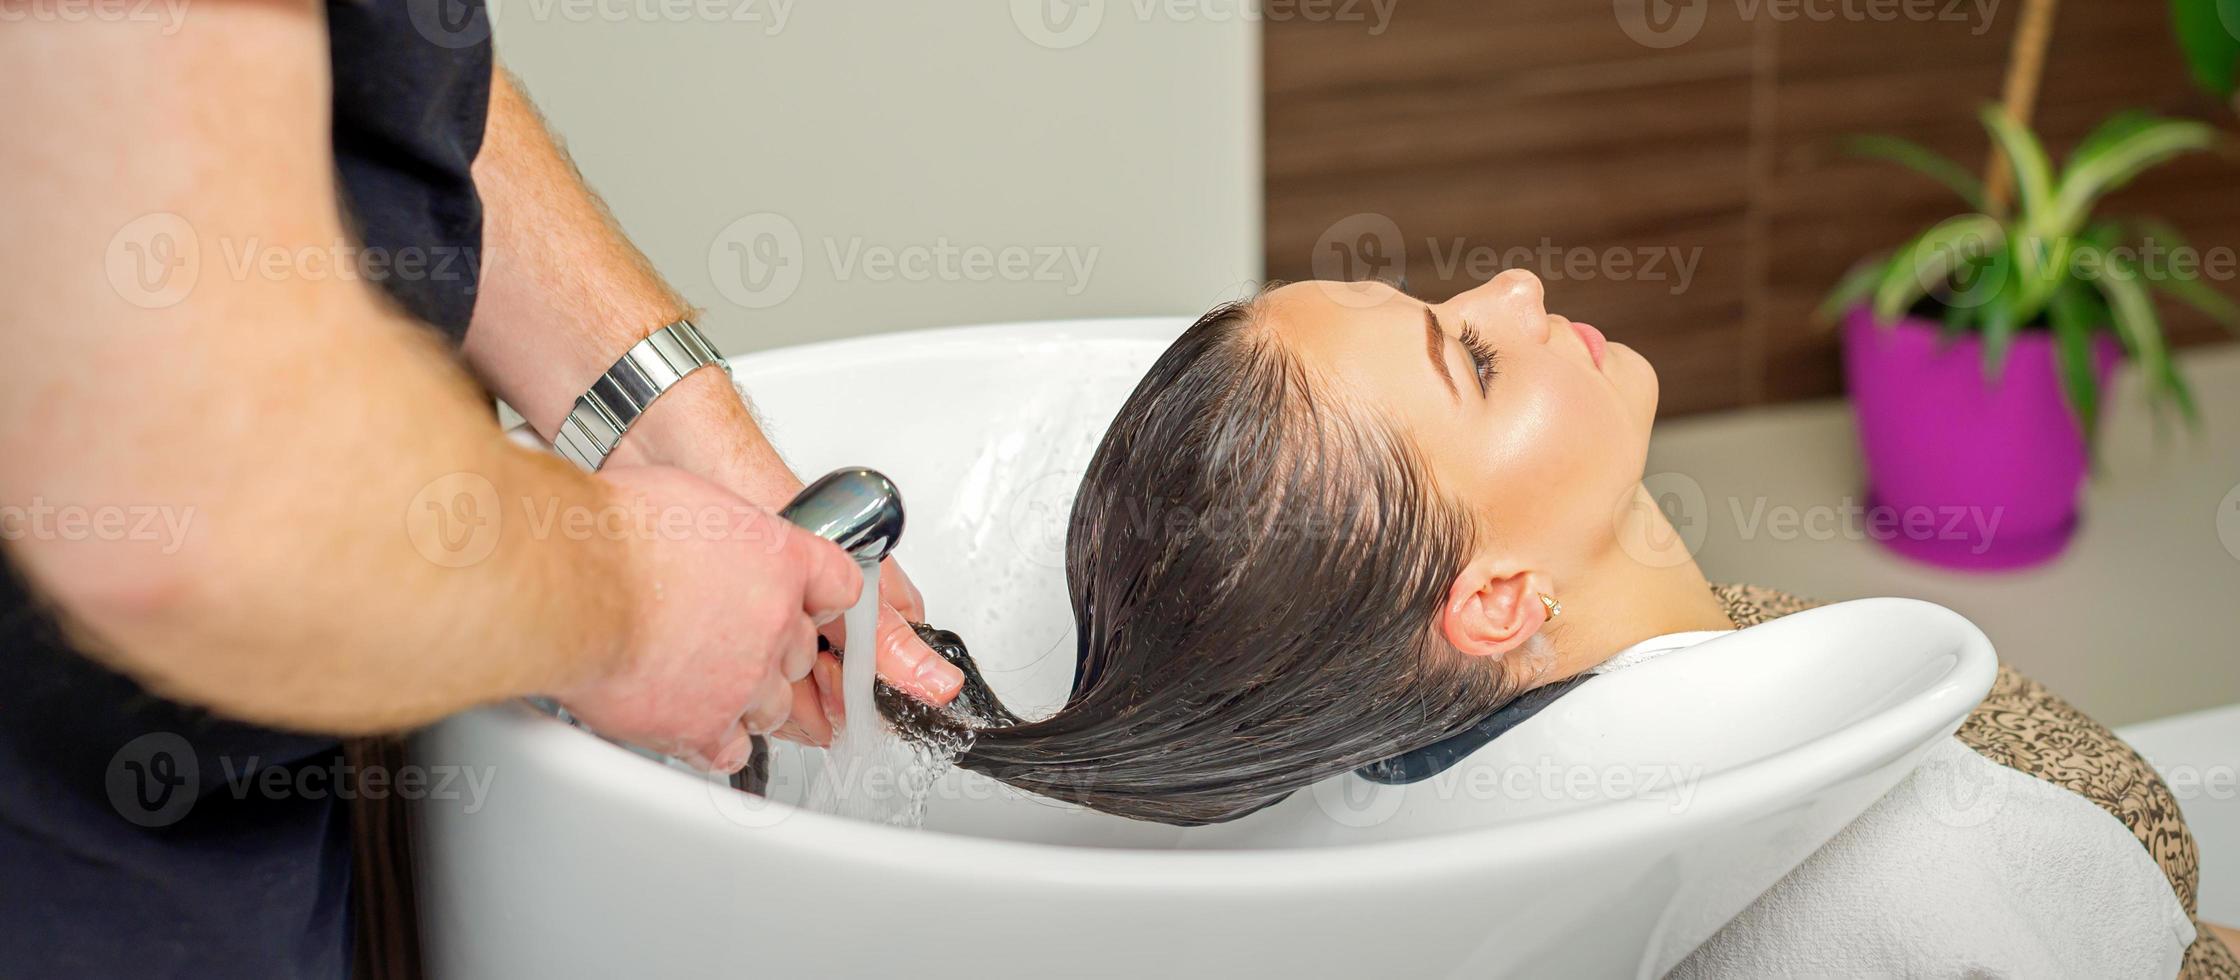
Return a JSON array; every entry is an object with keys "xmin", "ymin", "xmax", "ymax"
[{"xmin": 895, "ymin": 298, "xmax": 1530, "ymax": 825}]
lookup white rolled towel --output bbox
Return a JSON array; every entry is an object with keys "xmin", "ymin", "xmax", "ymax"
[{"xmin": 1672, "ymin": 736, "xmax": 2196, "ymax": 978}]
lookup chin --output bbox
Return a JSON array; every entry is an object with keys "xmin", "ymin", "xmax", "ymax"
[{"xmin": 1611, "ymin": 342, "xmax": 1659, "ymax": 424}]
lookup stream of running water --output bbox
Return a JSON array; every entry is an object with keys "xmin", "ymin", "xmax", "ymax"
[{"xmin": 802, "ymin": 562, "xmax": 949, "ymax": 827}]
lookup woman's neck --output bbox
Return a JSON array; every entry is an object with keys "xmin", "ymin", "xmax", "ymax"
[{"xmin": 1536, "ymin": 484, "xmax": 1737, "ymax": 684}]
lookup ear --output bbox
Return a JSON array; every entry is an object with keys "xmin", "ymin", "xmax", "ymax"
[{"xmin": 1438, "ymin": 556, "xmax": 1546, "ymax": 660}]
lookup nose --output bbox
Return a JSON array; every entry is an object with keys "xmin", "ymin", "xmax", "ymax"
[
  {"xmin": 1488, "ymin": 268, "xmax": 1543, "ymax": 301},
  {"xmin": 1454, "ymin": 269, "xmax": 1550, "ymax": 342}
]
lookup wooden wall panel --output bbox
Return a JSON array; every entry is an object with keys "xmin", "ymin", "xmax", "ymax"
[
  {"xmin": 1266, "ymin": 1, "xmax": 2240, "ymax": 416},
  {"xmin": 1265, "ymin": 0, "xmax": 1758, "ymax": 415}
]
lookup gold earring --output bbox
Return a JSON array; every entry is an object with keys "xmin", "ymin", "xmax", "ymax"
[{"xmin": 1538, "ymin": 593, "xmax": 1563, "ymax": 621}]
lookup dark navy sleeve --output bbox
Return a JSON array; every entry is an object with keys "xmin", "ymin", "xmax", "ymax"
[{"xmin": 326, "ymin": 0, "xmax": 495, "ymax": 342}]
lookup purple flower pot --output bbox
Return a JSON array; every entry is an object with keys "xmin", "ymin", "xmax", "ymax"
[{"xmin": 1841, "ymin": 306, "xmax": 2121, "ymax": 571}]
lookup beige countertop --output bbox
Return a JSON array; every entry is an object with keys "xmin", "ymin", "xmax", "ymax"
[{"xmin": 1647, "ymin": 343, "xmax": 2240, "ymax": 728}]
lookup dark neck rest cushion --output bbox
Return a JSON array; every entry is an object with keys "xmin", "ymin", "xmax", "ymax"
[{"xmin": 1352, "ymin": 674, "xmax": 1597, "ymax": 785}]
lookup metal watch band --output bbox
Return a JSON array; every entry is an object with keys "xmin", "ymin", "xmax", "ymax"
[{"xmin": 554, "ymin": 320, "xmax": 730, "ymax": 472}]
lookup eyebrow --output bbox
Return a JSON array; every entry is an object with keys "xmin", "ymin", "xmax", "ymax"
[{"xmin": 1423, "ymin": 307, "xmax": 1458, "ymax": 401}]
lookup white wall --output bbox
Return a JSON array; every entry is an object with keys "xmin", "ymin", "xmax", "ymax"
[{"xmin": 489, "ymin": 1, "xmax": 1262, "ymax": 354}]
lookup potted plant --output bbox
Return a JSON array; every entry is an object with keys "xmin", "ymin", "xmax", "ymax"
[{"xmin": 1819, "ymin": 106, "xmax": 2235, "ymax": 569}]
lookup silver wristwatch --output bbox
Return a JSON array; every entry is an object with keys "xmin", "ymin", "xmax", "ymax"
[{"xmin": 553, "ymin": 320, "xmax": 730, "ymax": 472}]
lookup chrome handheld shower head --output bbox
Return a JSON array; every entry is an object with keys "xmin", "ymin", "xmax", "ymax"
[
  {"xmin": 732, "ymin": 467, "xmax": 907, "ymax": 796},
  {"xmin": 778, "ymin": 466, "xmax": 905, "ymax": 565}
]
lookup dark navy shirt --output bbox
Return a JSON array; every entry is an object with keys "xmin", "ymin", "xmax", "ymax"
[{"xmin": 0, "ymin": 3, "xmax": 491, "ymax": 975}]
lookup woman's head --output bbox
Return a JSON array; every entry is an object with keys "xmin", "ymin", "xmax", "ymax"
[
  {"xmin": 954, "ymin": 272, "xmax": 1660, "ymax": 825},
  {"xmin": 1262, "ymin": 273, "xmax": 1661, "ymax": 633}
]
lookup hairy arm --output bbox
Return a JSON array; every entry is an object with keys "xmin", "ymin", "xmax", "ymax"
[
  {"xmin": 0, "ymin": 2, "xmax": 634, "ymax": 733},
  {"xmin": 462, "ymin": 66, "xmax": 961, "ymax": 722},
  {"xmin": 464, "ymin": 66, "xmax": 797, "ymax": 503}
]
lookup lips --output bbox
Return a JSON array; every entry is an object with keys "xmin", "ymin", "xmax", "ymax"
[{"xmin": 1570, "ymin": 320, "xmax": 1608, "ymax": 369}]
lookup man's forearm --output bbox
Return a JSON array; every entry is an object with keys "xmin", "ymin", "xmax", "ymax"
[
  {"xmin": 0, "ymin": 4, "xmax": 637, "ymax": 734},
  {"xmin": 23, "ymin": 318, "xmax": 641, "ymax": 734},
  {"xmin": 464, "ymin": 66, "xmax": 803, "ymax": 506}
]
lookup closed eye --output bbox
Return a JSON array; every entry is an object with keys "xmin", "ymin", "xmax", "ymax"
[{"xmin": 1457, "ymin": 322, "xmax": 1500, "ymax": 395}]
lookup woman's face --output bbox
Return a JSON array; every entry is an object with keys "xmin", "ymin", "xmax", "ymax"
[{"xmin": 1260, "ymin": 272, "xmax": 1658, "ymax": 570}]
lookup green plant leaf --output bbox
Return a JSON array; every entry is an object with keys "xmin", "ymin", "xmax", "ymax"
[
  {"xmin": 1942, "ymin": 297, "xmax": 1978, "ymax": 340},
  {"xmin": 1979, "ymin": 292, "xmax": 2018, "ymax": 382},
  {"xmin": 2120, "ymin": 217, "xmax": 2240, "ymax": 333},
  {"xmin": 1842, "ymin": 135, "xmax": 1989, "ymax": 210},
  {"xmin": 2079, "ymin": 218, "xmax": 2124, "ymax": 252},
  {"xmin": 2009, "ymin": 230, "xmax": 2070, "ymax": 325},
  {"xmin": 2166, "ymin": 360, "xmax": 2202, "ymax": 425},
  {"xmin": 2051, "ymin": 117, "xmax": 2221, "ymax": 234},
  {"xmin": 1979, "ymin": 107, "xmax": 2065, "ymax": 314},
  {"xmin": 2148, "ymin": 273, "xmax": 2240, "ymax": 333},
  {"xmin": 2092, "ymin": 250, "xmax": 2196, "ymax": 428},
  {"xmin": 2069, "ymin": 111, "xmax": 2164, "ymax": 169},
  {"xmin": 1874, "ymin": 215, "xmax": 2007, "ymax": 324},
  {"xmin": 2122, "ymin": 216, "xmax": 2198, "ymax": 256},
  {"xmin": 1816, "ymin": 253, "xmax": 1890, "ymax": 325},
  {"xmin": 2047, "ymin": 280, "xmax": 2106, "ymax": 460},
  {"xmin": 1979, "ymin": 105, "xmax": 2058, "ymax": 222},
  {"xmin": 2094, "ymin": 252, "xmax": 2164, "ymax": 360},
  {"xmin": 2170, "ymin": 0, "xmax": 2240, "ymax": 100}
]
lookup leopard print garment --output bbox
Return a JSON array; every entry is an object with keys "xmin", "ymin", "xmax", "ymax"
[{"xmin": 1713, "ymin": 584, "xmax": 2240, "ymax": 979}]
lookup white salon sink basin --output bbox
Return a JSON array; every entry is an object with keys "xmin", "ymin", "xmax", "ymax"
[{"xmin": 413, "ymin": 318, "xmax": 1996, "ymax": 979}]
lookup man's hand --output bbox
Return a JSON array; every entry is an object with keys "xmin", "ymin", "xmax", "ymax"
[
  {"xmin": 462, "ymin": 65, "xmax": 965, "ymax": 743},
  {"xmin": 558, "ymin": 466, "xmax": 862, "ymax": 771},
  {"xmin": 776, "ymin": 559, "xmax": 936, "ymax": 746}
]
